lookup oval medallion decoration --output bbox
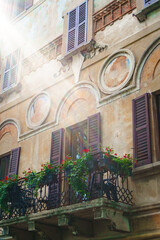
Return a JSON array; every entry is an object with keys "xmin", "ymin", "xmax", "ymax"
[
  {"xmin": 98, "ymin": 49, "xmax": 135, "ymax": 94},
  {"xmin": 26, "ymin": 92, "xmax": 51, "ymax": 129}
]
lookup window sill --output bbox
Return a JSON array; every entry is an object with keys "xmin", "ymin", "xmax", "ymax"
[
  {"xmin": 135, "ymin": 1, "xmax": 160, "ymax": 22},
  {"xmin": 59, "ymin": 40, "xmax": 95, "ymax": 66},
  {"xmin": 132, "ymin": 161, "xmax": 160, "ymax": 179},
  {"xmin": 0, "ymin": 83, "xmax": 22, "ymax": 102}
]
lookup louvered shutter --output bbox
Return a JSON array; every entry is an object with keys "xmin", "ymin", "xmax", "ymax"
[
  {"xmin": 3, "ymin": 55, "xmax": 11, "ymax": 90},
  {"xmin": 132, "ymin": 93, "xmax": 151, "ymax": 167},
  {"xmin": 49, "ymin": 129, "xmax": 64, "ymax": 208},
  {"xmin": 8, "ymin": 147, "xmax": 21, "ymax": 178},
  {"xmin": 2, "ymin": 50, "xmax": 19, "ymax": 91},
  {"xmin": 87, "ymin": 113, "xmax": 101, "ymax": 154},
  {"xmin": 77, "ymin": 1, "xmax": 87, "ymax": 46},
  {"xmin": 143, "ymin": 0, "xmax": 158, "ymax": 8},
  {"xmin": 67, "ymin": 8, "xmax": 77, "ymax": 52},
  {"xmin": 25, "ymin": 0, "xmax": 33, "ymax": 10}
]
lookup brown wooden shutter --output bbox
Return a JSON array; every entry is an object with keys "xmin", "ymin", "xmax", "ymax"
[
  {"xmin": 132, "ymin": 93, "xmax": 151, "ymax": 167},
  {"xmin": 49, "ymin": 129, "xmax": 64, "ymax": 208},
  {"xmin": 67, "ymin": 8, "xmax": 77, "ymax": 52},
  {"xmin": 87, "ymin": 113, "xmax": 101, "ymax": 153},
  {"xmin": 8, "ymin": 147, "xmax": 21, "ymax": 177}
]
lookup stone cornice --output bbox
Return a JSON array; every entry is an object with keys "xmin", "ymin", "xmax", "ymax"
[
  {"xmin": 93, "ymin": 0, "xmax": 136, "ymax": 34},
  {"xmin": 22, "ymin": 35, "xmax": 62, "ymax": 76}
]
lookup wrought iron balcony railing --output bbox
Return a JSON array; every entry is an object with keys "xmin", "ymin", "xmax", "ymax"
[{"xmin": 0, "ymin": 168, "xmax": 133, "ymax": 221}]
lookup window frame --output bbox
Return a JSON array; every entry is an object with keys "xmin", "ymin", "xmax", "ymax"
[
  {"xmin": 2, "ymin": 50, "xmax": 20, "ymax": 93},
  {"xmin": 0, "ymin": 153, "xmax": 10, "ymax": 181},
  {"xmin": 66, "ymin": 0, "xmax": 88, "ymax": 53}
]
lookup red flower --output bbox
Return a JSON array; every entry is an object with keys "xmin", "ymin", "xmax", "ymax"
[
  {"xmin": 62, "ymin": 160, "xmax": 65, "ymax": 165},
  {"xmin": 105, "ymin": 148, "xmax": 108, "ymax": 150},
  {"xmin": 28, "ymin": 170, "xmax": 31, "ymax": 173},
  {"xmin": 109, "ymin": 149, "xmax": 112, "ymax": 152},
  {"xmin": 41, "ymin": 168, "xmax": 43, "ymax": 171},
  {"xmin": 73, "ymin": 161, "xmax": 76, "ymax": 165},
  {"xmin": 41, "ymin": 164, "xmax": 44, "ymax": 167},
  {"xmin": 114, "ymin": 153, "xmax": 117, "ymax": 156},
  {"xmin": 123, "ymin": 155, "xmax": 126, "ymax": 158},
  {"xmin": 24, "ymin": 178, "xmax": 27, "ymax": 181},
  {"xmin": 12, "ymin": 179, "xmax": 15, "ymax": 182},
  {"xmin": 28, "ymin": 168, "xmax": 31, "ymax": 170},
  {"xmin": 83, "ymin": 149, "xmax": 89, "ymax": 153},
  {"xmin": 66, "ymin": 156, "xmax": 71, "ymax": 160},
  {"xmin": 1, "ymin": 180, "xmax": 3, "ymax": 182},
  {"xmin": 5, "ymin": 176, "xmax": 8, "ymax": 181},
  {"xmin": 105, "ymin": 153, "xmax": 109, "ymax": 157}
]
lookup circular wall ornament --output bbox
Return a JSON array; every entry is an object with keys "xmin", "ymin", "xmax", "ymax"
[
  {"xmin": 26, "ymin": 92, "xmax": 51, "ymax": 129},
  {"xmin": 98, "ymin": 49, "xmax": 135, "ymax": 94}
]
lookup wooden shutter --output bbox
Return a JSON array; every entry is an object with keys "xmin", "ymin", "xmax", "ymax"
[
  {"xmin": 143, "ymin": 0, "xmax": 158, "ymax": 8},
  {"xmin": 132, "ymin": 93, "xmax": 151, "ymax": 167},
  {"xmin": 87, "ymin": 113, "xmax": 101, "ymax": 154},
  {"xmin": 49, "ymin": 129, "xmax": 64, "ymax": 208},
  {"xmin": 25, "ymin": 0, "xmax": 33, "ymax": 10},
  {"xmin": 77, "ymin": 1, "xmax": 87, "ymax": 46},
  {"xmin": 67, "ymin": 8, "xmax": 77, "ymax": 52},
  {"xmin": 3, "ymin": 50, "xmax": 19, "ymax": 91},
  {"xmin": 8, "ymin": 147, "xmax": 21, "ymax": 177}
]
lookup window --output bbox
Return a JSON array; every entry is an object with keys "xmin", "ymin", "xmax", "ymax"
[
  {"xmin": 0, "ymin": 155, "xmax": 10, "ymax": 181},
  {"xmin": 67, "ymin": 1, "xmax": 88, "ymax": 53},
  {"xmin": 2, "ymin": 50, "xmax": 19, "ymax": 92},
  {"xmin": 0, "ymin": 148, "xmax": 21, "ymax": 180},
  {"xmin": 143, "ymin": 0, "xmax": 159, "ymax": 8},
  {"xmin": 61, "ymin": 0, "xmax": 93, "ymax": 57},
  {"xmin": 10, "ymin": 0, "xmax": 33, "ymax": 18},
  {"xmin": 67, "ymin": 120, "xmax": 87, "ymax": 159}
]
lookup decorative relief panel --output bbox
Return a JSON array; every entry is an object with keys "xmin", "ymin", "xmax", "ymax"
[
  {"xmin": 98, "ymin": 49, "xmax": 135, "ymax": 94},
  {"xmin": 26, "ymin": 92, "xmax": 51, "ymax": 129}
]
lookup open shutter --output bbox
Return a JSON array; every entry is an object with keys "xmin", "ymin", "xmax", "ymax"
[
  {"xmin": 77, "ymin": 1, "xmax": 87, "ymax": 46},
  {"xmin": 25, "ymin": 0, "xmax": 33, "ymax": 10},
  {"xmin": 132, "ymin": 93, "xmax": 151, "ymax": 167},
  {"xmin": 143, "ymin": 0, "xmax": 158, "ymax": 8},
  {"xmin": 87, "ymin": 113, "xmax": 101, "ymax": 154},
  {"xmin": 67, "ymin": 8, "xmax": 77, "ymax": 52},
  {"xmin": 49, "ymin": 129, "xmax": 64, "ymax": 208},
  {"xmin": 8, "ymin": 147, "xmax": 21, "ymax": 178}
]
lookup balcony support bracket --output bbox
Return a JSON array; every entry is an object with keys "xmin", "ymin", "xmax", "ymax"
[{"xmin": 94, "ymin": 207, "xmax": 130, "ymax": 232}]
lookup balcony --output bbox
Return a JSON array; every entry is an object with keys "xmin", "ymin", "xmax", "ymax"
[{"xmin": 0, "ymin": 155, "xmax": 133, "ymax": 238}]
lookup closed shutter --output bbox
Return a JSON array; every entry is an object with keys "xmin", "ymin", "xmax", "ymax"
[
  {"xmin": 25, "ymin": 0, "xmax": 33, "ymax": 10},
  {"xmin": 77, "ymin": 1, "xmax": 87, "ymax": 46},
  {"xmin": 8, "ymin": 147, "xmax": 21, "ymax": 178},
  {"xmin": 2, "ymin": 50, "xmax": 19, "ymax": 91},
  {"xmin": 87, "ymin": 113, "xmax": 101, "ymax": 154},
  {"xmin": 49, "ymin": 129, "xmax": 64, "ymax": 208},
  {"xmin": 143, "ymin": 0, "xmax": 158, "ymax": 8},
  {"xmin": 67, "ymin": 8, "xmax": 77, "ymax": 52},
  {"xmin": 67, "ymin": 1, "xmax": 87, "ymax": 53},
  {"xmin": 132, "ymin": 93, "xmax": 151, "ymax": 167}
]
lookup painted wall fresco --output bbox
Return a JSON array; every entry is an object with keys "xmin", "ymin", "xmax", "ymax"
[
  {"xmin": 27, "ymin": 93, "xmax": 50, "ymax": 128},
  {"xmin": 104, "ymin": 56, "xmax": 130, "ymax": 88}
]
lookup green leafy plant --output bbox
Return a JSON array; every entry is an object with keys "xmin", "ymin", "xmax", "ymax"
[
  {"xmin": 61, "ymin": 154, "xmax": 89, "ymax": 197},
  {"xmin": 0, "ymin": 175, "xmax": 19, "ymax": 212}
]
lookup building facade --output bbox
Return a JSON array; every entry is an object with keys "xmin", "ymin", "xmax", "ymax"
[{"xmin": 0, "ymin": 0, "xmax": 160, "ymax": 239}]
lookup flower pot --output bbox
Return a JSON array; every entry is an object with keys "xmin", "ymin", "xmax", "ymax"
[
  {"xmin": 43, "ymin": 173, "xmax": 58, "ymax": 186},
  {"xmin": 86, "ymin": 159, "xmax": 98, "ymax": 173},
  {"xmin": 101, "ymin": 157, "xmax": 118, "ymax": 173}
]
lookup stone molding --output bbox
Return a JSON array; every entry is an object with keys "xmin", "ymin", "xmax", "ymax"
[
  {"xmin": 22, "ymin": 35, "xmax": 62, "ymax": 76},
  {"xmin": 0, "ymin": 118, "xmax": 21, "ymax": 141},
  {"xmin": 98, "ymin": 48, "xmax": 135, "ymax": 94},
  {"xmin": 93, "ymin": 0, "xmax": 136, "ymax": 34},
  {"xmin": 25, "ymin": 91, "xmax": 51, "ymax": 130}
]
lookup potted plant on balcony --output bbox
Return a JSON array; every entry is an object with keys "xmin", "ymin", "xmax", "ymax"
[
  {"xmin": 61, "ymin": 155, "xmax": 89, "ymax": 197},
  {"xmin": 0, "ymin": 175, "xmax": 19, "ymax": 213},
  {"xmin": 38, "ymin": 162, "xmax": 59, "ymax": 186}
]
